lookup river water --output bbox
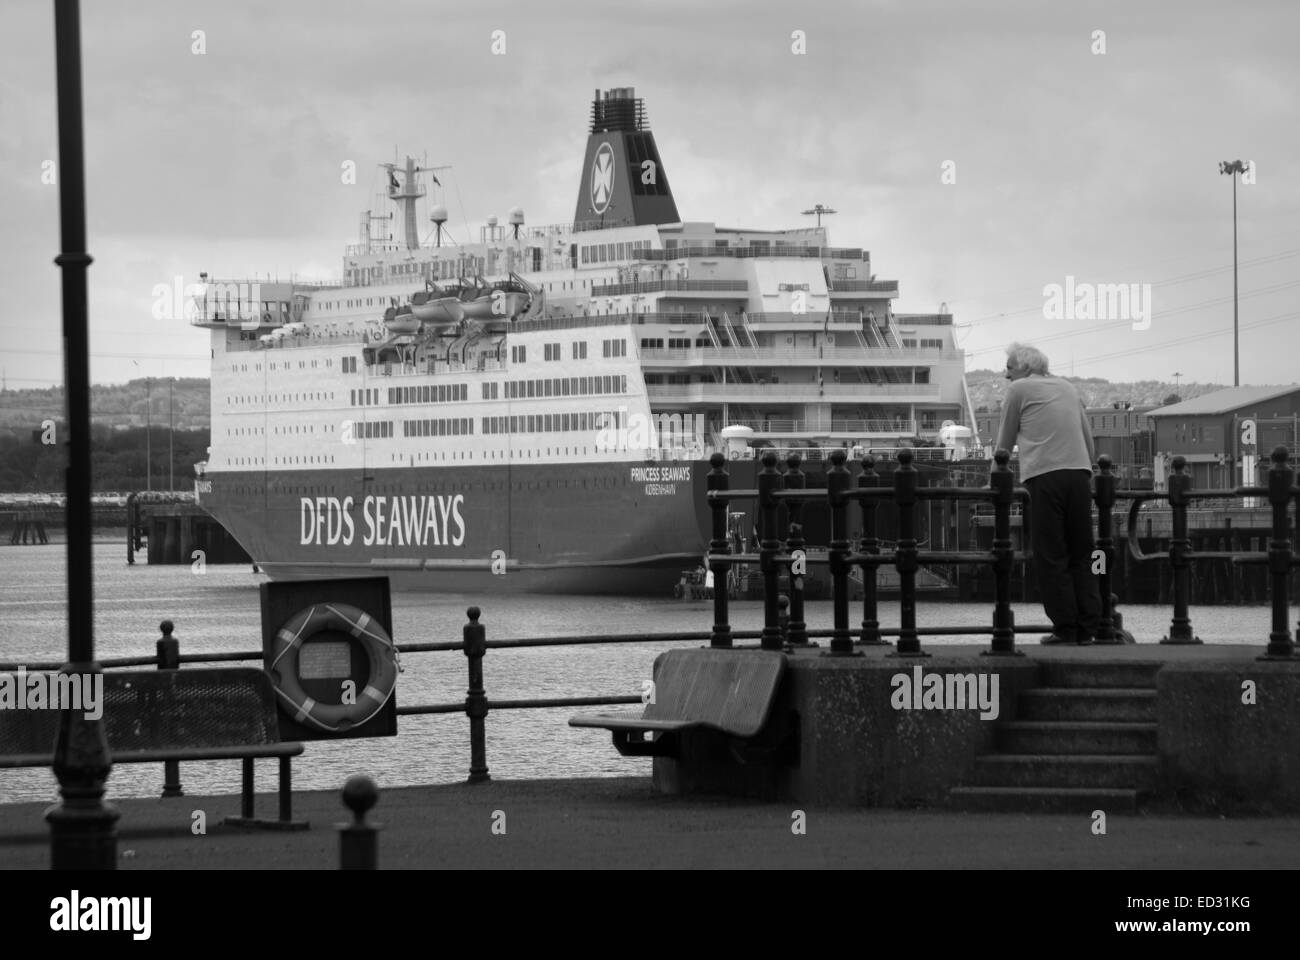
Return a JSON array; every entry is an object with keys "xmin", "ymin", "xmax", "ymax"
[{"xmin": 0, "ymin": 537, "xmax": 1292, "ymax": 804}]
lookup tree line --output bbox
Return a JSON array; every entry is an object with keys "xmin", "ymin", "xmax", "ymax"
[{"xmin": 0, "ymin": 424, "xmax": 211, "ymax": 492}]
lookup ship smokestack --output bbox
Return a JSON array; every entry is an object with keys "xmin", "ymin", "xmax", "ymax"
[{"xmin": 572, "ymin": 87, "xmax": 679, "ymax": 230}]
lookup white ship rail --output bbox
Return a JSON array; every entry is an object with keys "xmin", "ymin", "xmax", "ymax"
[
  {"xmin": 589, "ymin": 279, "xmax": 749, "ymax": 297},
  {"xmin": 743, "ymin": 444, "xmax": 957, "ymax": 463},
  {"xmin": 646, "ymin": 383, "xmax": 943, "ymax": 402},
  {"xmin": 727, "ymin": 419, "xmax": 919, "ymax": 434},
  {"xmin": 637, "ymin": 245, "xmax": 868, "ymax": 261},
  {"xmin": 639, "ymin": 346, "xmax": 964, "ymax": 364},
  {"xmin": 827, "ymin": 280, "xmax": 900, "ymax": 293},
  {"xmin": 744, "ymin": 312, "xmax": 876, "ymax": 326},
  {"xmin": 513, "ymin": 312, "xmax": 710, "ymax": 333}
]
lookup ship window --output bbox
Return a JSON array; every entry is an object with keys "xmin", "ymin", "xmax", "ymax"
[
  {"xmin": 544, "ymin": 380, "xmax": 553, "ymax": 397},
  {"xmin": 527, "ymin": 380, "xmax": 536, "ymax": 398}
]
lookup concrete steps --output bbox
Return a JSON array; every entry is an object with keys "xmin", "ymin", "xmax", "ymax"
[
  {"xmin": 998, "ymin": 721, "xmax": 1157, "ymax": 755},
  {"xmin": 948, "ymin": 662, "xmax": 1161, "ymax": 813}
]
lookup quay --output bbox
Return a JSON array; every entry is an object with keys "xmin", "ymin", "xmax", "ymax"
[{"xmin": 3, "ymin": 776, "xmax": 1299, "ymax": 870}]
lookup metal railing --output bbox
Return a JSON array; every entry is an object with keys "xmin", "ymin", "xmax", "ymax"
[
  {"xmin": 589, "ymin": 279, "xmax": 750, "ymax": 297},
  {"xmin": 1115, "ymin": 448, "xmax": 1300, "ymax": 653},
  {"xmin": 724, "ymin": 418, "xmax": 917, "ymax": 434},
  {"xmin": 634, "ymin": 245, "xmax": 868, "ymax": 261},
  {"xmin": 0, "ymin": 615, "xmax": 850, "ymax": 788},
  {"xmin": 638, "ymin": 346, "xmax": 964, "ymax": 364},
  {"xmin": 699, "ymin": 446, "xmax": 1300, "ymax": 660},
  {"xmin": 705, "ymin": 448, "xmax": 1037, "ymax": 655},
  {"xmin": 828, "ymin": 281, "xmax": 899, "ymax": 293}
]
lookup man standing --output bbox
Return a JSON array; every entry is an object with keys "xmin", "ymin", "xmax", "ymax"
[{"xmin": 996, "ymin": 343, "xmax": 1100, "ymax": 645}]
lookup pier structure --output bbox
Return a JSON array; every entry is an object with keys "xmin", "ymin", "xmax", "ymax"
[{"xmin": 125, "ymin": 492, "xmax": 250, "ymax": 565}]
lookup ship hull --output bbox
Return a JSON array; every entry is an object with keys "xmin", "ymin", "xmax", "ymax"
[{"xmin": 199, "ymin": 458, "xmax": 718, "ymax": 595}]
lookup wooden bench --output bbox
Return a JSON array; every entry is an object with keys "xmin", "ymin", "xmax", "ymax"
[
  {"xmin": 0, "ymin": 667, "xmax": 306, "ymax": 830},
  {"xmin": 569, "ymin": 649, "xmax": 796, "ymax": 763}
]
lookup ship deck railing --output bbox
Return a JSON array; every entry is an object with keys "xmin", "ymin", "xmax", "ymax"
[
  {"xmin": 639, "ymin": 346, "xmax": 964, "ymax": 363},
  {"xmin": 726, "ymin": 419, "xmax": 919, "ymax": 434}
]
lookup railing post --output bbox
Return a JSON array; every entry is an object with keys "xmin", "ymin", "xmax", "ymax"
[
  {"xmin": 759, "ymin": 451, "xmax": 785, "ymax": 651},
  {"xmin": 857, "ymin": 454, "xmax": 886, "ymax": 645},
  {"xmin": 783, "ymin": 453, "xmax": 812, "ymax": 647},
  {"xmin": 462, "ymin": 607, "xmax": 490, "ymax": 783},
  {"xmin": 1263, "ymin": 446, "xmax": 1297, "ymax": 659},
  {"xmin": 825, "ymin": 449, "xmax": 857, "ymax": 655},
  {"xmin": 156, "ymin": 620, "xmax": 183, "ymax": 797},
  {"xmin": 1162, "ymin": 456, "xmax": 1201, "ymax": 644},
  {"xmin": 1093, "ymin": 456, "xmax": 1120, "ymax": 644},
  {"xmin": 988, "ymin": 450, "xmax": 1017, "ymax": 655},
  {"xmin": 707, "ymin": 453, "xmax": 732, "ymax": 648},
  {"xmin": 339, "ymin": 775, "xmax": 379, "ymax": 870},
  {"xmin": 893, "ymin": 449, "xmax": 926, "ymax": 657}
]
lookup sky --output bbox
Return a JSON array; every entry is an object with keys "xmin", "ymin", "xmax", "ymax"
[{"xmin": 2, "ymin": 0, "xmax": 1298, "ymax": 389}]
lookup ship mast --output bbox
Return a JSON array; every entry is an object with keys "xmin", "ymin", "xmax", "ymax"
[{"xmin": 381, "ymin": 156, "xmax": 451, "ymax": 250}]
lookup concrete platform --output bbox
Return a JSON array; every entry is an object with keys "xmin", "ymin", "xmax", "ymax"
[
  {"xmin": 2, "ymin": 777, "xmax": 1298, "ymax": 869},
  {"xmin": 649, "ymin": 642, "xmax": 1300, "ymax": 811}
]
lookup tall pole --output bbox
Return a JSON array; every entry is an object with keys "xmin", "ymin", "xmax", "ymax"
[
  {"xmin": 145, "ymin": 376, "xmax": 151, "ymax": 491},
  {"xmin": 168, "ymin": 377, "xmax": 174, "ymax": 492},
  {"xmin": 49, "ymin": 0, "xmax": 118, "ymax": 868},
  {"xmin": 1220, "ymin": 160, "xmax": 1245, "ymax": 387},
  {"xmin": 1232, "ymin": 171, "xmax": 1239, "ymax": 387}
]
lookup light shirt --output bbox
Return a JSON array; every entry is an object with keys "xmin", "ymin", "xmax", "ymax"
[{"xmin": 996, "ymin": 375, "xmax": 1095, "ymax": 480}]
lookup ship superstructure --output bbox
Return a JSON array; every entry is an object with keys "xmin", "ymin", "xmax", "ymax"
[{"xmin": 190, "ymin": 87, "xmax": 973, "ymax": 593}]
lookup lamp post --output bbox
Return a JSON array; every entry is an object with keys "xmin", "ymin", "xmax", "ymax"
[
  {"xmin": 1219, "ymin": 160, "xmax": 1246, "ymax": 387},
  {"xmin": 49, "ymin": 0, "xmax": 118, "ymax": 868}
]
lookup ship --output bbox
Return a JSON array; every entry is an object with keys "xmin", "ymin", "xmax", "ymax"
[{"xmin": 190, "ymin": 87, "xmax": 976, "ymax": 594}]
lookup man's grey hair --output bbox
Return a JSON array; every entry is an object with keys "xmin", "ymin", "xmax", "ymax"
[{"xmin": 1007, "ymin": 342, "xmax": 1049, "ymax": 375}]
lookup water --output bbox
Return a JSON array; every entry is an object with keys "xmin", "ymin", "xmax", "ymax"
[{"xmin": 0, "ymin": 537, "xmax": 1292, "ymax": 805}]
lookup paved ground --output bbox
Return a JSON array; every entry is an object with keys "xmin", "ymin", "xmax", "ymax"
[{"xmin": 3, "ymin": 777, "xmax": 1297, "ymax": 869}]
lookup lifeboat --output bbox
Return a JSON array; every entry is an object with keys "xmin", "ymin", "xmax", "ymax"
[
  {"xmin": 455, "ymin": 276, "xmax": 532, "ymax": 327},
  {"xmin": 382, "ymin": 304, "xmax": 421, "ymax": 336},
  {"xmin": 410, "ymin": 285, "xmax": 463, "ymax": 324}
]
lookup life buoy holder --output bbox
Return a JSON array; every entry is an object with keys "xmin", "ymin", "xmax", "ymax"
[{"xmin": 270, "ymin": 603, "xmax": 400, "ymax": 733}]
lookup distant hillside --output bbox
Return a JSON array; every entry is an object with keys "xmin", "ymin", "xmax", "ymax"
[
  {"xmin": 965, "ymin": 370, "xmax": 1226, "ymax": 413},
  {"xmin": 0, "ymin": 379, "xmax": 209, "ymax": 440}
]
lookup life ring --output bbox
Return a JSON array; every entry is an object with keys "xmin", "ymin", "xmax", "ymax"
[
  {"xmin": 270, "ymin": 603, "xmax": 398, "ymax": 733},
  {"xmin": 262, "ymin": 312, "xmax": 273, "ymax": 324}
]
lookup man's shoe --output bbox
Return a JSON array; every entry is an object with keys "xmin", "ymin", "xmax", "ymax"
[{"xmin": 1040, "ymin": 633, "xmax": 1075, "ymax": 645}]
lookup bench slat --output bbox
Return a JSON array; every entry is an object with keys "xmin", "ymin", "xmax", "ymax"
[
  {"xmin": 567, "ymin": 650, "xmax": 786, "ymax": 737},
  {"xmin": 569, "ymin": 714, "xmax": 696, "ymax": 732}
]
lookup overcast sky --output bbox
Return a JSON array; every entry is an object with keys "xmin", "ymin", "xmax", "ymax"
[{"xmin": 2, "ymin": 0, "xmax": 1297, "ymax": 390}]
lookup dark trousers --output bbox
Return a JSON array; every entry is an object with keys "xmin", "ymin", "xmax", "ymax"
[{"xmin": 1025, "ymin": 469, "xmax": 1101, "ymax": 640}]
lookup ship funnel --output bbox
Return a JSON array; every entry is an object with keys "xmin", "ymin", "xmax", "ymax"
[{"xmin": 572, "ymin": 87, "xmax": 679, "ymax": 230}]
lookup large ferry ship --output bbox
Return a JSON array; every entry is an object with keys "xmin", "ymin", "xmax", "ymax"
[{"xmin": 191, "ymin": 88, "xmax": 975, "ymax": 593}]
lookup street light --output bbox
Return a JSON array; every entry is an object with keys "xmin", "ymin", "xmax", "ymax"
[{"xmin": 1219, "ymin": 160, "xmax": 1247, "ymax": 387}]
